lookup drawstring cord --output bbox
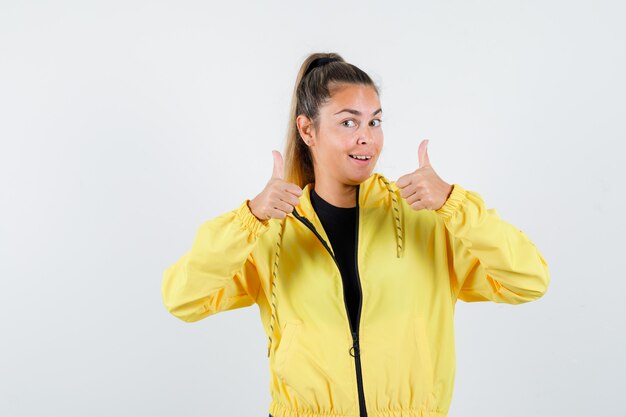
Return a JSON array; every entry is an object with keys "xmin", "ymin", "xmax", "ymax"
[
  {"xmin": 267, "ymin": 217, "xmax": 287, "ymax": 358},
  {"xmin": 379, "ymin": 175, "xmax": 404, "ymax": 258}
]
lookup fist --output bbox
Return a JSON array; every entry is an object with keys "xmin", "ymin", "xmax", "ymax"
[
  {"xmin": 396, "ymin": 139, "xmax": 453, "ymax": 211},
  {"xmin": 248, "ymin": 150, "xmax": 303, "ymax": 221}
]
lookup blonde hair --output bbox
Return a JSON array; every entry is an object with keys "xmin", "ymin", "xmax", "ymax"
[{"xmin": 283, "ymin": 52, "xmax": 380, "ymax": 188}]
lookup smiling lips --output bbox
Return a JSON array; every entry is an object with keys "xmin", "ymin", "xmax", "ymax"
[{"xmin": 349, "ymin": 154, "xmax": 372, "ymax": 160}]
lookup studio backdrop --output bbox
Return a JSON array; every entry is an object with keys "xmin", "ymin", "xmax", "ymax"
[{"xmin": 0, "ymin": 1, "xmax": 624, "ymax": 416}]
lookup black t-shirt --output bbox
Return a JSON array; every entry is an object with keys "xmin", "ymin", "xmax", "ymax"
[{"xmin": 310, "ymin": 188, "xmax": 361, "ymax": 333}]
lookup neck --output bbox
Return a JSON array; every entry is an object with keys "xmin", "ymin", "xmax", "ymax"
[{"xmin": 312, "ymin": 178, "xmax": 358, "ymax": 208}]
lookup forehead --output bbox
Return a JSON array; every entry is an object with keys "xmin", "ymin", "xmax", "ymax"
[{"xmin": 324, "ymin": 84, "xmax": 380, "ymax": 112}]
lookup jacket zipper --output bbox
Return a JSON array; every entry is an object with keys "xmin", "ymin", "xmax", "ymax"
[
  {"xmin": 353, "ymin": 185, "xmax": 367, "ymax": 417},
  {"xmin": 291, "ymin": 184, "xmax": 368, "ymax": 417}
]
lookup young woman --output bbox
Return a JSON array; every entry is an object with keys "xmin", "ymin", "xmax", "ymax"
[{"xmin": 162, "ymin": 52, "xmax": 550, "ymax": 417}]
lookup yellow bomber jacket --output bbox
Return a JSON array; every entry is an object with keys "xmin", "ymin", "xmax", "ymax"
[{"xmin": 161, "ymin": 172, "xmax": 550, "ymax": 417}]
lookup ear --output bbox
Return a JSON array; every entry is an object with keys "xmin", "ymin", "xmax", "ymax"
[{"xmin": 296, "ymin": 114, "xmax": 315, "ymax": 145}]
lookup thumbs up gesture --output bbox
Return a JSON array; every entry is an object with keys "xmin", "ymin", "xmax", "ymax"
[
  {"xmin": 396, "ymin": 139, "xmax": 453, "ymax": 211},
  {"xmin": 248, "ymin": 150, "xmax": 304, "ymax": 221}
]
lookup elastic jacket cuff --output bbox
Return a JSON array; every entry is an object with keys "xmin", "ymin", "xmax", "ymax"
[
  {"xmin": 435, "ymin": 184, "xmax": 467, "ymax": 221},
  {"xmin": 234, "ymin": 199, "xmax": 270, "ymax": 237}
]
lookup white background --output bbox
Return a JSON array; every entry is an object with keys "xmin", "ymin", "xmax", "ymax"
[{"xmin": 1, "ymin": 1, "xmax": 624, "ymax": 416}]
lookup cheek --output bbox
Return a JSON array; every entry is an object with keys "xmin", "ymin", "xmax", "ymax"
[
  {"xmin": 318, "ymin": 138, "xmax": 348, "ymax": 162},
  {"xmin": 374, "ymin": 134, "xmax": 384, "ymax": 151}
]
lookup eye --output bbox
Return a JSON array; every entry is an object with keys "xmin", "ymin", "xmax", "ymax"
[
  {"xmin": 342, "ymin": 119, "xmax": 356, "ymax": 128},
  {"xmin": 370, "ymin": 119, "xmax": 383, "ymax": 127}
]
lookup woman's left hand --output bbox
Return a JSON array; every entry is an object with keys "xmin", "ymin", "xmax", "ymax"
[{"xmin": 396, "ymin": 139, "xmax": 453, "ymax": 211}]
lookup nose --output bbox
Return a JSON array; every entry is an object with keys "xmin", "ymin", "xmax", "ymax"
[{"xmin": 356, "ymin": 125, "xmax": 372, "ymax": 144}]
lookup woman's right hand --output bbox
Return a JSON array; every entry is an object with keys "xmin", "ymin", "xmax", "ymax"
[{"xmin": 248, "ymin": 150, "xmax": 303, "ymax": 221}]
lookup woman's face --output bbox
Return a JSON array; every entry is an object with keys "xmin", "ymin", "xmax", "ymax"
[{"xmin": 299, "ymin": 83, "xmax": 384, "ymax": 187}]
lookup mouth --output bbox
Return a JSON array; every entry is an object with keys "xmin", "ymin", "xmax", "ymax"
[{"xmin": 348, "ymin": 154, "xmax": 373, "ymax": 161}]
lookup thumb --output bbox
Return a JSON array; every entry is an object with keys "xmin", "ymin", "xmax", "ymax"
[
  {"xmin": 272, "ymin": 150, "xmax": 284, "ymax": 179},
  {"xmin": 418, "ymin": 139, "xmax": 431, "ymax": 168}
]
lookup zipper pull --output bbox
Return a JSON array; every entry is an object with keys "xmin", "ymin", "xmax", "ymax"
[{"xmin": 349, "ymin": 331, "xmax": 360, "ymax": 357}]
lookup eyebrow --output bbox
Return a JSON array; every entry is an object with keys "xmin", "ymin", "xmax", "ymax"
[{"xmin": 333, "ymin": 108, "xmax": 382, "ymax": 116}]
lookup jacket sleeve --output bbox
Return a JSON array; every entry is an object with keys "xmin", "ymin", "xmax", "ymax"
[
  {"xmin": 162, "ymin": 199, "xmax": 271, "ymax": 322},
  {"xmin": 435, "ymin": 184, "xmax": 550, "ymax": 304}
]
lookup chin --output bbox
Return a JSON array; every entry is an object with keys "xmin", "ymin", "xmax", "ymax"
[{"xmin": 347, "ymin": 170, "xmax": 374, "ymax": 185}]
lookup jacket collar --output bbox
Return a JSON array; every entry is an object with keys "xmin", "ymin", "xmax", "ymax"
[{"xmin": 289, "ymin": 172, "xmax": 404, "ymax": 259}]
